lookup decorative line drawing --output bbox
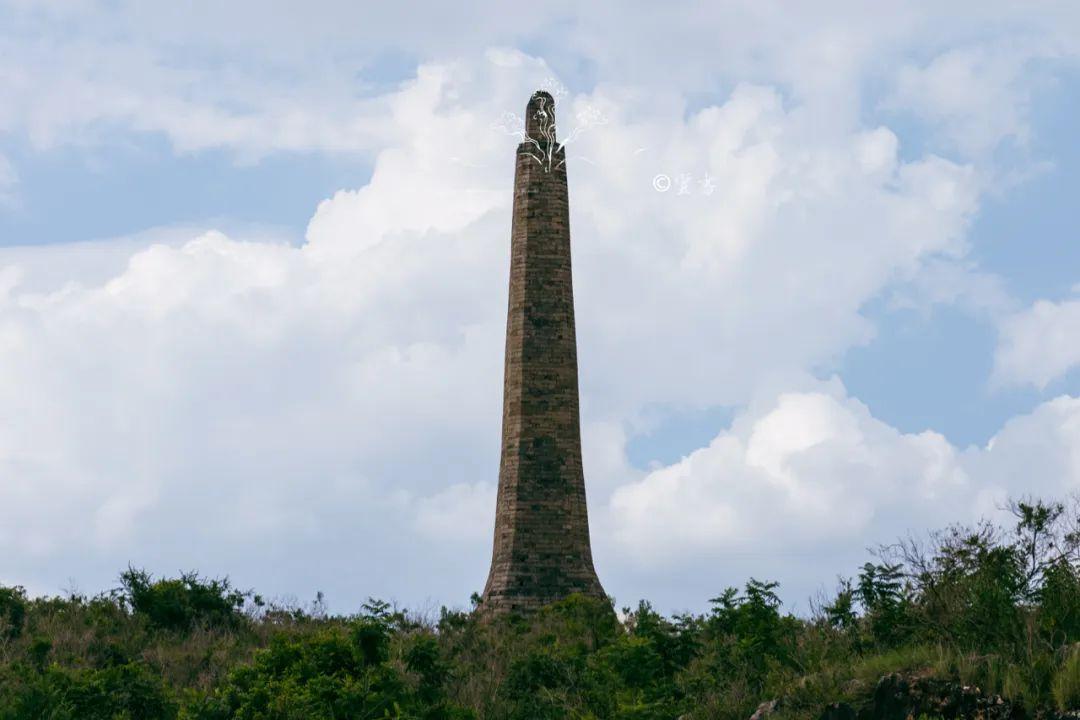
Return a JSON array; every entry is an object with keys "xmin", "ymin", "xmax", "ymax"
[{"xmin": 491, "ymin": 77, "xmax": 608, "ymax": 172}]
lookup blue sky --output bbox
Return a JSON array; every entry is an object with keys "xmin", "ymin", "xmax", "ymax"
[
  {"xmin": 1, "ymin": 1, "xmax": 1079, "ymax": 614},
  {"xmin": 0, "ymin": 137, "xmax": 364, "ymax": 245}
]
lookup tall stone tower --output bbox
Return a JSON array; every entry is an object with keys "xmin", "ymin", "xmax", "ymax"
[{"xmin": 481, "ymin": 91, "xmax": 606, "ymax": 614}]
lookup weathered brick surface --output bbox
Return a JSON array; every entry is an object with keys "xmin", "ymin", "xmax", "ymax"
[{"xmin": 481, "ymin": 92, "xmax": 606, "ymax": 614}]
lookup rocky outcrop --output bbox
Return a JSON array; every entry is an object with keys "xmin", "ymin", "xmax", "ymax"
[
  {"xmin": 829, "ymin": 672, "xmax": 1080, "ymax": 720},
  {"xmin": 750, "ymin": 673, "xmax": 1080, "ymax": 720},
  {"xmin": 750, "ymin": 699, "xmax": 781, "ymax": 720},
  {"xmin": 850, "ymin": 673, "xmax": 1024, "ymax": 720}
]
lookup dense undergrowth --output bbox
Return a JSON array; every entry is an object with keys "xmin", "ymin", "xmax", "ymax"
[{"xmin": 3, "ymin": 498, "xmax": 1080, "ymax": 719}]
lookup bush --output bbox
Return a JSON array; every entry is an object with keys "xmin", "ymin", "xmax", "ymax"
[
  {"xmin": 0, "ymin": 662, "xmax": 176, "ymax": 720},
  {"xmin": 118, "ymin": 568, "xmax": 256, "ymax": 632},
  {"xmin": 503, "ymin": 647, "xmax": 610, "ymax": 720},
  {"xmin": 5, "ymin": 497, "xmax": 1080, "ymax": 718},
  {"xmin": 0, "ymin": 586, "xmax": 27, "ymax": 640},
  {"xmin": 190, "ymin": 626, "xmax": 449, "ymax": 720},
  {"xmin": 1040, "ymin": 560, "xmax": 1080, "ymax": 646}
]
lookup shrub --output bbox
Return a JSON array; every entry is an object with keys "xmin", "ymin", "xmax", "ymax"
[
  {"xmin": 5, "ymin": 495, "xmax": 1080, "ymax": 718},
  {"xmin": 503, "ymin": 647, "xmax": 610, "ymax": 720},
  {"xmin": 189, "ymin": 625, "xmax": 444, "ymax": 720},
  {"xmin": 0, "ymin": 586, "xmax": 27, "ymax": 639},
  {"xmin": 1053, "ymin": 645, "xmax": 1080, "ymax": 712},
  {"xmin": 0, "ymin": 662, "xmax": 176, "ymax": 720},
  {"xmin": 119, "ymin": 568, "xmax": 256, "ymax": 632},
  {"xmin": 1040, "ymin": 560, "xmax": 1080, "ymax": 646}
]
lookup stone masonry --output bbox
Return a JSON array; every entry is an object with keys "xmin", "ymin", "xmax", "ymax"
[{"xmin": 480, "ymin": 91, "xmax": 607, "ymax": 614}]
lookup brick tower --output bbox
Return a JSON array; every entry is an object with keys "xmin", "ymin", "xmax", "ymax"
[{"xmin": 481, "ymin": 91, "xmax": 606, "ymax": 614}]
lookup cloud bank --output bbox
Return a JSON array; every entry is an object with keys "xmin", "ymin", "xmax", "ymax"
[{"xmin": 0, "ymin": 2, "xmax": 1079, "ymax": 611}]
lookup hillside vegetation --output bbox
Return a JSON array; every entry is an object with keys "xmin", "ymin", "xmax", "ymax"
[{"xmin": 2, "ymin": 499, "xmax": 1080, "ymax": 719}]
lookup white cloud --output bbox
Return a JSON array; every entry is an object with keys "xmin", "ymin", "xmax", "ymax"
[
  {"xmin": 995, "ymin": 291, "xmax": 1080, "ymax": 388},
  {"xmin": 0, "ymin": 48, "xmax": 996, "ymax": 607},
  {"xmin": 0, "ymin": 4, "xmax": 1078, "ymax": 610},
  {"xmin": 1, "ymin": 2, "xmax": 1078, "ymax": 159},
  {"xmin": 888, "ymin": 44, "xmax": 1043, "ymax": 158},
  {"xmin": 607, "ymin": 382, "xmax": 965, "ymax": 564},
  {"xmin": 603, "ymin": 383, "xmax": 1080, "ymax": 608},
  {"xmin": 414, "ymin": 482, "xmax": 496, "ymax": 544},
  {"xmin": 566, "ymin": 84, "xmax": 979, "ymax": 417},
  {"xmin": 0, "ymin": 46, "xmax": 1010, "ymax": 604}
]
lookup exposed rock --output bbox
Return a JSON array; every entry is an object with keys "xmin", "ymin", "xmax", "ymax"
[
  {"xmin": 752, "ymin": 672, "xmax": 1077, "ymax": 720},
  {"xmin": 750, "ymin": 698, "xmax": 780, "ymax": 720},
  {"xmin": 859, "ymin": 672, "xmax": 1023, "ymax": 720}
]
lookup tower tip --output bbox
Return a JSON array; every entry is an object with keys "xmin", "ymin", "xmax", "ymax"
[{"xmin": 525, "ymin": 90, "xmax": 557, "ymax": 141}]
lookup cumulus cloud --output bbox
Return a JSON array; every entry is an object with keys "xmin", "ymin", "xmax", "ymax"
[
  {"xmin": 602, "ymin": 383, "xmax": 1080, "ymax": 608},
  {"xmin": 0, "ymin": 47, "xmax": 1005, "ymax": 606},
  {"xmin": 0, "ymin": 4, "xmax": 1078, "ymax": 611},
  {"xmin": 1, "ymin": 2, "xmax": 1078, "ymax": 159},
  {"xmin": 608, "ymin": 384, "xmax": 969, "ymax": 564},
  {"xmin": 995, "ymin": 291, "xmax": 1080, "ymax": 389},
  {"xmin": 0, "ymin": 55, "xmax": 534, "ymax": 602},
  {"xmin": 567, "ymin": 86, "xmax": 979, "ymax": 417},
  {"xmin": 888, "ymin": 45, "xmax": 1043, "ymax": 158}
]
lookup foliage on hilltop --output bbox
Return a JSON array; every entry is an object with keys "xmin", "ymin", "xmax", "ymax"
[{"xmin": 2, "ymin": 498, "xmax": 1080, "ymax": 719}]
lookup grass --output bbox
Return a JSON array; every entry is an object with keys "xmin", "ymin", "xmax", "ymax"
[{"xmin": 1053, "ymin": 644, "xmax": 1080, "ymax": 712}]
